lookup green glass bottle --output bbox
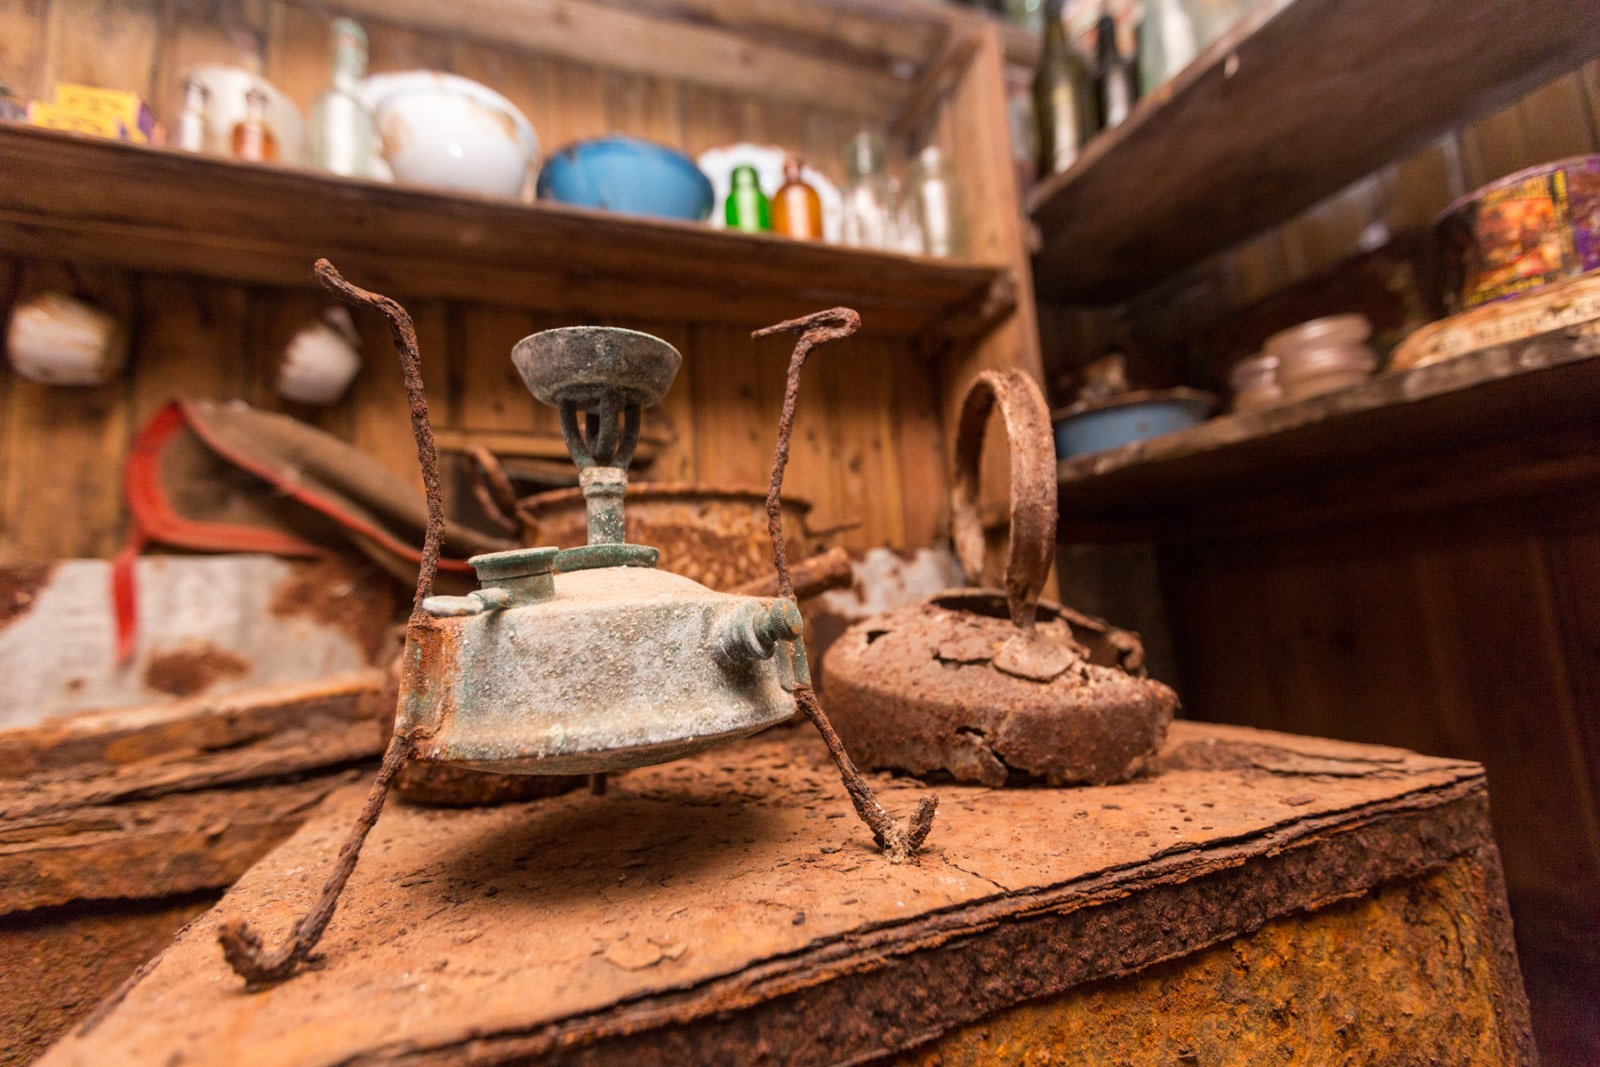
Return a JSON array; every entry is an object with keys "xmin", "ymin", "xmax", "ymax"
[
  {"xmin": 1033, "ymin": 0, "xmax": 1096, "ymax": 176},
  {"xmin": 725, "ymin": 164, "xmax": 771, "ymax": 233}
]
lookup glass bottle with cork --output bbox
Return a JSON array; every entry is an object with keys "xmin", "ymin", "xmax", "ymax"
[
  {"xmin": 311, "ymin": 18, "xmax": 378, "ymax": 178},
  {"xmin": 231, "ymin": 87, "xmax": 278, "ymax": 162},
  {"xmin": 771, "ymin": 157, "xmax": 823, "ymax": 240}
]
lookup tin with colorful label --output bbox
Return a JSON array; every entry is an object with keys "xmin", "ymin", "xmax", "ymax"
[{"xmin": 1437, "ymin": 155, "xmax": 1600, "ymax": 311}]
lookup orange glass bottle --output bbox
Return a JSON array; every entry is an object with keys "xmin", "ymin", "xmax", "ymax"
[
  {"xmin": 231, "ymin": 87, "xmax": 279, "ymax": 163},
  {"xmin": 771, "ymin": 156, "xmax": 824, "ymax": 240}
]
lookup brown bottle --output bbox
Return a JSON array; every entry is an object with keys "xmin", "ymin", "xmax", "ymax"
[
  {"xmin": 771, "ymin": 157, "xmax": 824, "ymax": 240},
  {"xmin": 231, "ymin": 87, "xmax": 279, "ymax": 163}
]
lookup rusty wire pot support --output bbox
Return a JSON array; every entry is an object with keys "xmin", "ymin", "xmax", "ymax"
[
  {"xmin": 217, "ymin": 271, "xmax": 933, "ymax": 990},
  {"xmin": 754, "ymin": 309, "xmax": 937, "ymax": 863}
]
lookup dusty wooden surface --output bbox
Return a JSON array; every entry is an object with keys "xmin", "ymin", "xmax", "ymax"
[
  {"xmin": 1027, "ymin": 0, "xmax": 1600, "ymax": 302},
  {"xmin": 45, "ymin": 720, "xmax": 1529, "ymax": 1065}
]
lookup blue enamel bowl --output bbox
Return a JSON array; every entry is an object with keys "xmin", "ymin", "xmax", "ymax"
[
  {"xmin": 1052, "ymin": 391, "xmax": 1215, "ymax": 458},
  {"xmin": 536, "ymin": 136, "xmax": 714, "ymax": 221}
]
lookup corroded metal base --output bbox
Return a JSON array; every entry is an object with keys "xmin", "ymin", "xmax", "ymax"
[{"xmin": 402, "ymin": 566, "xmax": 804, "ymax": 775}]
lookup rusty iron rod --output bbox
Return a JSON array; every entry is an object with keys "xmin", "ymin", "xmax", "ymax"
[
  {"xmin": 753, "ymin": 309, "xmax": 937, "ymax": 863},
  {"xmin": 217, "ymin": 260, "xmax": 447, "ymax": 988},
  {"xmin": 217, "ymin": 732, "xmax": 413, "ymax": 988},
  {"xmin": 731, "ymin": 546, "xmax": 853, "ymax": 600}
]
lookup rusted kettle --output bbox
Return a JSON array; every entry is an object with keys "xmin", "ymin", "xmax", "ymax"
[{"xmin": 823, "ymin": 370, "xmax": 1177, "ymax": 787}]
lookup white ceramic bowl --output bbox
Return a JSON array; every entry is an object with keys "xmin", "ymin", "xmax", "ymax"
[{"xmin": 360, "ymin": 72, "xmax": 539, "ymax": 198}]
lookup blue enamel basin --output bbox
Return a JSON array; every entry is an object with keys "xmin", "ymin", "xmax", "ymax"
[
  {"xmin": 1052, "ymin": 391, "xmax": 1214, "ymax": 458},
  {"xmin": 536, "ymin": 136, "xmax": 714, "ymax": 221}
]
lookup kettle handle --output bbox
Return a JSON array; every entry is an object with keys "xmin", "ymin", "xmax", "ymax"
[{"xmin": 950, "ymin": 370, "xmax": 1058, "ymax": 630}]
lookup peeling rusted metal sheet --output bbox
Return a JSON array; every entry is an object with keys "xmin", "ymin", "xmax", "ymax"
[
  {"xmin": 42, "ymin": 721, "xmax": 1531, "ymax": 1066},
  {"xmin": 0, "ymin": 556, "xmax": 394, "ymax": 727}
]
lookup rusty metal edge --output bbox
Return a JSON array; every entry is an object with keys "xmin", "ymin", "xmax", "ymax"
[{"xmin": 341, "ymin": 773, "xmax": 1532, "ymax": 1067}]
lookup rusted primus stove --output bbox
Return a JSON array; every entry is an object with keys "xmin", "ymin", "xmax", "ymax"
[
  {"xmin": 217, "ymin": 262, "xmax": 934, "ymax": 988},
  {"xmin": 404, "ymin": 326, "xmax": 806, "ymax": 775}
]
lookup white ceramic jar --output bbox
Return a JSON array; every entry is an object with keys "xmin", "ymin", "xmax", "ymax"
[
  {"xmin": 6, "ymin": 292, "xmax": 127, "ymax": 387},
  {"xmin": 360, "ymin": 72, "xmax": 539, "ymax": 198},
  {"xmin": 277, "ymin": 307, "xmax": 362, "ymax": 406}
]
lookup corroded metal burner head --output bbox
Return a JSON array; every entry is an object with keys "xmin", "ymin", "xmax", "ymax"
[
  {"xmin": 512, "ymin": 326, "xmax": 680, "ymax": 411},
  {"xmin": 511, "ymin": 327, "xmax": 682, "ymax": 556}
]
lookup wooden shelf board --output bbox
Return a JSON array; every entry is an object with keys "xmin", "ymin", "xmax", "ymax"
[
  {"xmin": 1027, "ymin": 0, "xmax": 1600, "ymax": 304},
  {"xmin": 0, "ymin": 124, "xmax": 1011, "ymax": 340},
  {"xmin": 1055, "ymin": 339, "xmax": 1600, "ymax": 532}
]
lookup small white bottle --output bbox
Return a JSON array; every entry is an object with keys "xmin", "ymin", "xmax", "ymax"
[{"xmin": 176, "ymin": 76, "xmax": 209, "ymax": 153}]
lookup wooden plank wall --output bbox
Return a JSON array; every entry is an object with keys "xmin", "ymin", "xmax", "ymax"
[{"xmin": 0, "ymin": 0, "xmax": 951, "ymax": 562}]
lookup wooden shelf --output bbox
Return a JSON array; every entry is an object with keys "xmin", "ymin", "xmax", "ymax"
[
  {"xmin": 0, "ymin": 124, "xmax": 1013, "ymax": 340},
  {"xmin": 1026, "ymin": 0, "xmax": 1600, "ymax": 305},
  {"xmin": 1055, "ymin": 339, "xmax": 1600, "ymax": 536}
]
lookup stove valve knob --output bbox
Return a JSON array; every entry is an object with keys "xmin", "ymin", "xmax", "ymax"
[{"xmin": 718, "ymin": 598, "xmax": 803, "ymax": 662}]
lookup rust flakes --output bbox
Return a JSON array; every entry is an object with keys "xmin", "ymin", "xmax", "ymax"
[
  {"xmin": 269, "ymin": 557, "xmax": 398, "ymax": 664},
  {"xmin": 0, "ymin": 562, "xmax": 55, "ymax": 632},
  {"xmin": 143, "ymin": 644, "xmax": 251, "ymax": 698}
]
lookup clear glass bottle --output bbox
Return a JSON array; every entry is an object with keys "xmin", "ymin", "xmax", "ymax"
[
  {"xmin": 771, "ymin": 157, "xmax": 823, "ymax": 240},
  {"xmin": 725, "ymin": 164, "xmax": 771, "ymax": 233},
  {"xmin": 310, "ymin": 18, "xmax": 377, "ymax": 177},
  {"xmin": 1140, "ymin": 0, "xmax": 1198, "ymax": 96},
  {"xmin": 1032, "ymin": 0, "xmax": 1096, "ymax": 176},
  {"xmin": 176, "ymin": 76, "xmax": 209, "ymax": 152},
  {"xmin": 840, "ymin": 132, "xmax": 892, "ymax": 250},
  {"xmin": 908, "ymin": 145, "xmax": 966, "ymax": 258},
  {"xmin": 887, "ymin": 176, "xmax": 923, "ymax": 255},
  {"xmin": 231, "ymin": 87, "xmax": 278, "ymax": 162}
]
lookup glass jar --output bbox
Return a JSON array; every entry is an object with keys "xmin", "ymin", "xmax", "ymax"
[
  {"xmin": 908, "ymin": 145, "xmax": 967, "ymax": 258},
  {"xmin": 840, "ymin": 132, "xmax": 892, "ymax": 250}
]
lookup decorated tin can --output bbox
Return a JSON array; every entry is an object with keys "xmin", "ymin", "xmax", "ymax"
[{"xmin": 1437, "ymin": 155, "xmax": 1600, "ymax": 312}]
